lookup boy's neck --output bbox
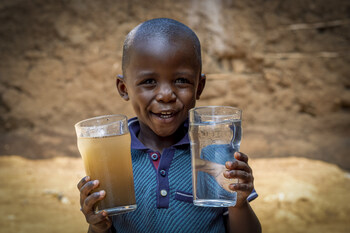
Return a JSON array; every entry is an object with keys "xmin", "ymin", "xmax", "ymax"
[{"xmin": 137, "ymin": 123, "xmax": 187, "ymax": 154}]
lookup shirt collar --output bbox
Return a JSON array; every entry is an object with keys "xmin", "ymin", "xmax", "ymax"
[{"xmin": 128, "ymin": 117, "xmax": 190, "ymax": 150}]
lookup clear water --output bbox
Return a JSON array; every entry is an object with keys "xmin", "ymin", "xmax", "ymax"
[{"xmin": 189, "ymin": 120, "xmax": 242, "ymax": 207}]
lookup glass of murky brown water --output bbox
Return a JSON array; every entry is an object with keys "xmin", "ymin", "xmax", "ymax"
[{"xmin": 75, "ymin": 114, "xmax": 136, "ymax": 216}]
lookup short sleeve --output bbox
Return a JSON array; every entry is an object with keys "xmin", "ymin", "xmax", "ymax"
[{"xmin": 247, "ymin": 189, "xmax": 258, "ymax": 202}]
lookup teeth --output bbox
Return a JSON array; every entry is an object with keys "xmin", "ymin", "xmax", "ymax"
[
  {"xmin": 158, "ymin": 111, "xmax": 174, "ymax": 119},
  {"xmin": 160, "ymin": 114, "xmax": 172, "ymax": 119}
]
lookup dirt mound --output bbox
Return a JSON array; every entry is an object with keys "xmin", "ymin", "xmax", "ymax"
[
  {"xmin": 250, "ymin": 157, "xmax": 350, "ymax": 233},
  {"xmin": 1, "ymin": 155, "xmax": 349, "ymax": 233}
]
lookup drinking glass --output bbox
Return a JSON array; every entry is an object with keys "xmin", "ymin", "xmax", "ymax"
[
  {"xmin": 75, "ymin": 115, "xmax": 136, "ymax": 215},
  {"xmin": 189, "ymin": 106, "xmax": 242, "ymax": 207}
]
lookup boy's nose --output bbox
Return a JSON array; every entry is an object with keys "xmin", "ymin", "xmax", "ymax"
[{"xmin": 155, "ymin": 84, "xmax": 176, "ymax": 103}]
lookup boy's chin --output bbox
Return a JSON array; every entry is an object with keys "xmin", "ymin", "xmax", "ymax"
[
  {"xmin": 152, "ymin": 125, "xmax": 180, "ymax": 138},
  {"xmin": 154, "ymin": 129, "xmax": 177, "ymax": 138}
]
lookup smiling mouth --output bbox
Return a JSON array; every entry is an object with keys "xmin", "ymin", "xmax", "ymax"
[{"xmin": 154, "ymin": 111, "xmax": 176, "ymax": 119}]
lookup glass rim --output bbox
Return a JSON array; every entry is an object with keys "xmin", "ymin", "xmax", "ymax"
[
  {"xmin": 74, "ymin": 114, "xmax": 127, "ymax": 129},
  {"xmin": 189, "ymin": 106, "xmax": 242, "ymax": 117}
]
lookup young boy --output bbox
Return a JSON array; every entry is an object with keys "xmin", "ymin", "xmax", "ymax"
[{"xmin": 77, "ymin": 18, "xmax": 261, "ymax": 233}]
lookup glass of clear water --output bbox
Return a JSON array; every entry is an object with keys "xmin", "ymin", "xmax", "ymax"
[{"xmin": 189, "ymin": 106, "xmax": 242, "ymax": 207}]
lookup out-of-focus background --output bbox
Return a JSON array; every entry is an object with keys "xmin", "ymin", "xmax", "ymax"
[{"xmin": 0, "ymin": 0, "xmax": 349, "ymax": 232}]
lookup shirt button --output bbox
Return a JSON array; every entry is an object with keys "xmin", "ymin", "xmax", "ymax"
[
  {"xmin": 160, "ymin": 189, "xmax": 167, "ymax": 197},
  {"xmin": 151, "ymin": 153, "xmax": 158, "ymax": 161},
  {"xmin": 159, "ymin": 170, "xmax": 166, "ymax": 176}
]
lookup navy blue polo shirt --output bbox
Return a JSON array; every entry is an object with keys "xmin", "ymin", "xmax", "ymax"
[{"xmin": 111, "ymin": 117, "xmax": 258, "ymax": 232}]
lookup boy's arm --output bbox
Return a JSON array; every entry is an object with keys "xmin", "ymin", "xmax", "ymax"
[
  {"xmin": 227, "ymin": 201, "xmax": 261, "ymax": 233},
  {"xmin": 224, "ymin": 152, "xmax": 261, "ymax": 233}
]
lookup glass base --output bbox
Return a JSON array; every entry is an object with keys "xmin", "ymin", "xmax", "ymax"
[
  {"xmin": 194, "ymin": 199, "xmax": 236, "ymax": 207},
  {"xmin": 96, "ymin": 204, "xmax": 137, "ymax": 216}
]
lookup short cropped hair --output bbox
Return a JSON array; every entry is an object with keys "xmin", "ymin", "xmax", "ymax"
[{"xmin": 122, "ymin": 18, "xmax": 202, "ymax": 74}]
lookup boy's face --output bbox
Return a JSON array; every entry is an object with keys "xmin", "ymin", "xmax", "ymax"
[{"xmin": 117, "ymin": 36, "xmax": 205, "ymax": 138}]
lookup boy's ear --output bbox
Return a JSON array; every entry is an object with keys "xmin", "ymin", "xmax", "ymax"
[
  {"xmin": 116, "ymin": 75, "xmax": 129, "ymax": 101},
  {"xmin": 196, "ymin": 74, "xmax": 206, "ymax": 100}
]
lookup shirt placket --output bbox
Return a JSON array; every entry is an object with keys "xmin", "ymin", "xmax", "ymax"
[{"xmin": 147, "ymin": 148, "xmax": 175, "ymax": 209}]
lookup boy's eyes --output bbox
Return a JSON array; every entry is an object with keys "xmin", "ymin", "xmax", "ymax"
[
  {"xmin": 140, "ymin": 77, "xmax": 191, "ymax": 85},
  {"xmin": 175, "ymin": 77, "xmax": 190, "ymax": 84},
  {"xmin": 141, "ymin": 79, "xmax": 156, "ymax": 85}
]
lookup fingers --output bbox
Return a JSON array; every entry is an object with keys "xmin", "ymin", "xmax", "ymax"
[
  {"xmin": 87, "ymin": 211, "xmax": 113, "ymax": 232},
  {"xmin": 82, "ymin": 191, "xmax": 109, "ymax": 226},
  {"xmin": 228, "ymin": 182, "xmax": 254, "ymax": 192},
  {"xmin": 82, "ymin": 190, "xmax": 106, "ymax": 214},
  {"xmin": 79, "ymin": 180, "xmax": 100, "ymax": 207},
  {"xmin": 77, "ymin": 176, "xmax": 90, "ymax": 190},
  {"xmin": 77, "ymin": 176, "xmax": 111, "ymax": 230},
  {"xmin": 234, "ymin": 152, "xmax": 248, "ymax": 163},
  {"xmin": 225, "ymin": 156, "xmax": 252, "ymax": 174},
  {"xmin": 87, "ymin": 210, "xmax": 110, "ymax": 225},
  {"xmin": 224, "ymin": 152, "xmax": 254, "ymax": 192},
  {"xmin": 89, "ymin": 215, "xmax": 112, "ymax": 232},
  {"xmin": 223, "ymin": 169, "xmax": 253, "ymax": 183}
]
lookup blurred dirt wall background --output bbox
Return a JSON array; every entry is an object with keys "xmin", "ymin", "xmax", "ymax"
[{"xmin": 1, "ymin": 0, "xmax": 349, "ymax": 169}]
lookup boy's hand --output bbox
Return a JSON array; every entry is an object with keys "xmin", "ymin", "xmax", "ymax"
[
  {"xmin": 77, "ymin": 176, "xmax": 112, "ymax": 233},
  {"xmin": 223, "ymin": 152, "xmax": 254, "ymax": 207}
]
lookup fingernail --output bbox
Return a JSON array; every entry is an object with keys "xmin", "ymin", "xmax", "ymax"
[
  {"xmin": 93, "ymin": 180, "xmax": 99, "ymax": 186},
  {"xmin": 85, "ymin": 176, "xmax": 90, "ymax": 181},
  {"xmin": 99, "ymin": 190, "xmax": 106, "ymax": 197},
  {"xmin": 226, "ymin": 161, "xmax": 232, "ymax": 167},
  {"xmin": 102, "ymin": 211, "xmax": 107, "ymax": 216},
  {"xmin": 224, "ymin": 171, "xmax": 230, "ymax": 177}
]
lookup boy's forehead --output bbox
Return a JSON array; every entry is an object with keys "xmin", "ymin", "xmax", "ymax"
[
  {"xmin": 133, "ymin": 34, "xmax": 194, "ymax": 51},
  {"xmin": 129, "ymin": 36, "xmax": 199, "ymax": 67}
]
